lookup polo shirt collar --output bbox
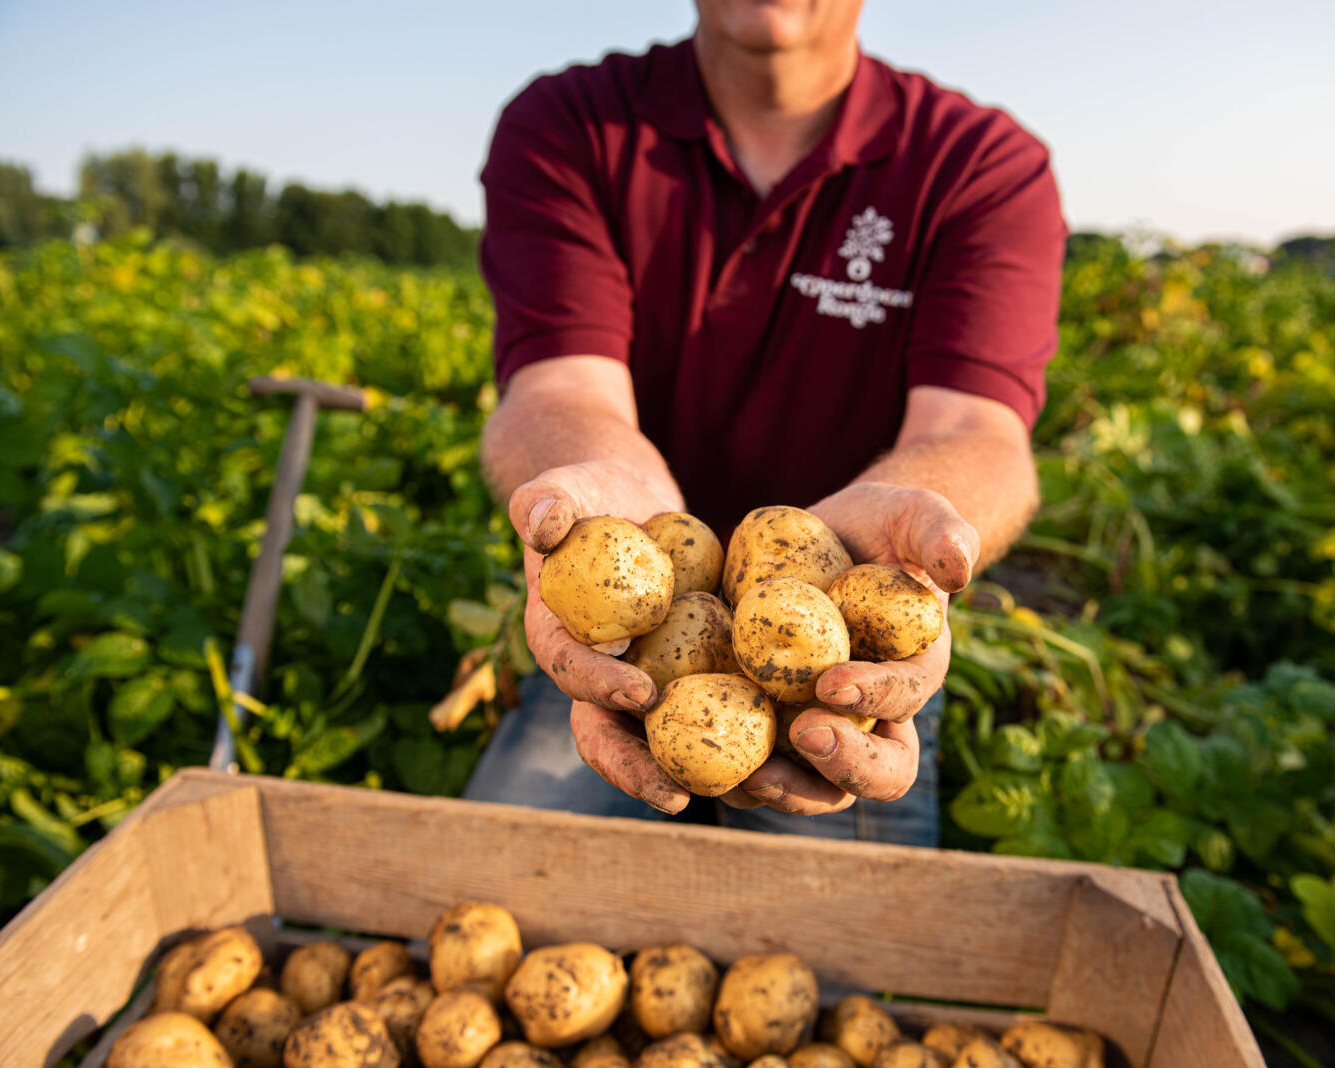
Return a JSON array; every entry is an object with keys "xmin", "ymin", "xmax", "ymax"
[{"xmin": 636, "ymin": 36, "xmax": 900, "ymax": 167}]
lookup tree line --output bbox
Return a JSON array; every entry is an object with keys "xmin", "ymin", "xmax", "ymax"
[{"xmin": 0, "ymin": 150, "xmax": 478, "ymax": 269}]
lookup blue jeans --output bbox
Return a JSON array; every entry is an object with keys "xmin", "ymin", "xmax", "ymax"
[{"xmin": 464, "ymin": 672, "xmax": 942, "ymax": 847}]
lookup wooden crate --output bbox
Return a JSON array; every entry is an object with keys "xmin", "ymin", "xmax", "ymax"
[{"xmin": 0, "ymin": 769, "xmax": 1263, "ymax": 1067}]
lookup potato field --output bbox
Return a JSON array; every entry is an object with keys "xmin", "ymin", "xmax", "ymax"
[{"xmin": 1, "ymin": 232, "xmax": 1332, "ymax": 1061}]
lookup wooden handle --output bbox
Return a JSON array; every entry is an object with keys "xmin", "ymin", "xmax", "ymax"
[{"xmin": 248, "ymin": 376, "xmax": 368, "ymax": 411}]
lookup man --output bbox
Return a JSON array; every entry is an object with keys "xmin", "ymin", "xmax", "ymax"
[{"xmin": 464, "ymin": 0, "xmax": 1065, "ymax": 843}]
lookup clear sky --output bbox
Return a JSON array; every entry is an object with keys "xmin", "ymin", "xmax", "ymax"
[{"xmin": 1, "ymin": 0, "xmax": 1331, "ymax": 247}]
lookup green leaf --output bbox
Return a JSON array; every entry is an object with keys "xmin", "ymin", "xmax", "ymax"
[
  {"xmin": 1226, "ymin": 799, "xmax": 1292, "ymax": 863},
  {"xmin": 1127, "ymin": 808, "xmax": 1191, "ymax": 868},
  {"xmin": 1291, "ymin": 874, "xmax": 1335, "ymax": 950},
  {"xmin": 1107, "ymin": 763, "xmax": 1155, "ymax": 817},
  {"xmin": 391, "ymin": 737, "xmax": 449, "ymax": 794},
  {"xmin": 84, "ymin": 740, "xmax": 118, "ymax": 794},
  {"xmin": 1288, "ymin": 679, "xmax": 1335, "ymax": 721},
  {"xmin": 990, "ymin": 724, "xmax": 1043, "ymax": 773},
  {"xmin": 1058, "ymin": 749, "xmax": 1116, "ymax": 816},
  {"xmin": 0, "ymin": 549, "xmax": 21, "ymax": 594},
  {"xmin": 1141, "ymin": 720, "xmax": 1202, "ymax": 797},
  {"xmin": 949, "ymin": 772, "xmax": 1043, "ymax": 838},
  {"xmin": 292, "ymin": 566, "xmax": 332, "ymax": 629},
  {"xmin": 108, "ymin": 674, "xmax": 177, "ymax": 747},
  {"xmin": 288, "ymin": 708, "xmax": 387, "ymax": 777},
  {"xmin": 1038, "ymin": 711, "xmax": 1110, "ymax": 757},
  {"xmin": 447, "ymin": 599, "xmax": 503, "ymax": 638},
  {"xmin": 1181, "ymin": 868, "xmax": 1269, "ymax": 940},
  {"xmin": 1211, "ymin": 932, "xmax": 1299, "ymax": 1010},
  {"xmin": 156, "ymin": 612, "xmax": 213, "ymax": 669},
  {"xmin": 1191, "ymin": 825, "xmax": 1235, "ymax": 873},
  {"xmin": 65, "ymin": 632, "xmax": 150, "ymax": 680}
]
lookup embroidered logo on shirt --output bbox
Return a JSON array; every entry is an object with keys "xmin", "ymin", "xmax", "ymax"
[
  {"xmin": 788, "ymin": 207, "xmax": 912, "ymax": 329},
  {"xmin": 838, "ymin": 206, "xmax": 893, "ymax": 281}
]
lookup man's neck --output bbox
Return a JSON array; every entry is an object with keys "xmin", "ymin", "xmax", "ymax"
[{"xmin": 693, "ymin": 31, "xmax": 859, "ymax": 198}]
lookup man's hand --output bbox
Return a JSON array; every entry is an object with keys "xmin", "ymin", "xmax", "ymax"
[
  {"xmin": 734, "ymin": 482, "xmax": 980, "ymax": 815},
  {"xmin": 510, "ymin": 460, "xmax": 693, "ymax": 814}
]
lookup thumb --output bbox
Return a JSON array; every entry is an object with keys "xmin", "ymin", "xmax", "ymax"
[
  {"xmin": 509, "ymin": 477, "xmax": 585, "ymax": 554},
  {"xmin": 885, "ymin": 487, "xmax": 980, "ymax": 593}
]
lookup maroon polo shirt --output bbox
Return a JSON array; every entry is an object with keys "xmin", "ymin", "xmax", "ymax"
[{"xmin": 481, "ymin": 38, "xmax": 1067, "ymax": 535}]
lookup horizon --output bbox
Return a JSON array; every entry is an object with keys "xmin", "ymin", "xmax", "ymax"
[{"xmin": 1, "ymin": 0, "xmax": 1332, "ymax": 249}]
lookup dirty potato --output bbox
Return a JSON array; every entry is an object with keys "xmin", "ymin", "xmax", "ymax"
[
  {"xmin": 789, "ymin": 1045, "xmax": 855, "ymax": 1068},
  {"xmin": 109, "ymin": 1011, "xmax": 233, "ymax": 1068},
  {"xmin": 429, "ymin": 901, "xmax": 524, "ymax": 1001},
  {"xmin": 539, "ymin": 517, "xmax": 675, "ymax": 646},
  {"xmin": 283, "ymin": 1001, "xmax": 401, "ymax": 1068},
  {"xmin": 999, "ymin": 1021, "xmax": 1103, "ymax": 1068},
  {"xmin": 713, "ymin": 954, "xmax": 818, "ymax": 1060},
  {"xmin": 415, "ymin": 991, "xmax": 503, "ymax": 1068},
  {"xmin": 504, "ymin": 943, "xmax": 628, "ymax": 1047},
  {"xmin": 644, "ymin": 674, "xmax": 777, "ymax": 796},
  {"xmin": 629, "ymin": 944, "xmax": 719, "ymax": 1038},
  {"xmin": 572, "ymin": 1035, "xmax": 631, "ymax": 1068},
  {"xmin": 642, "ymin": 513, "xmax": 725, "ymax": 595},
  {"xmin": 623, "ymin": 593, "xmax": 739, "ymax": 697},
  {"xmin": 636, "ymin": 1034, "xmax": 730, "ymax": 1068},
  {"xmin": 723, "ymin": 507, "xmax": 852, "ymax": 604},
  {"xmin": 732, "ymin": 578, "xmax": 850, "ymax": 703},
  {"xmin": 919, "ymin": 1024, "xmax": 986, "ymax": 1061},
  {"xmin": 869, "ymin": 1043, "xmax": 947, "ymax": 1068},
  {"xmin": 374, "ymin": 977, "xmax": 436, "ymax": 1059},
  {"xmin": 479, "ymin": 1044, "xmax": 563, "ymax": 1068},
  {"xmin": 950, "ymin": 1038, "xmax": 1021, "ymax": 1068},
  {"xmin": 819, "ymin": 996, "xmax": 899, "ymax": 1068},
  {"xmin": 826, "ymin": 566, "xmax": 943, "ymax": 663},
  {"xmin": 154, "ymin": 926, "xmax": 264, "ymax": 1023},
  {"xmin": 280, "ymin": 941, "xmax": 351, "ymax": 1016},
  {"xmin": 748, "ymin": 1058, "xmax": 791, "ymax": 1068},
  {"xmin": 351, "ymin": 941, "xmax": 414, "ymax": 1002},
  {"xmin": 214, "ymin": 988, "xmax": 301, "ymax": 1068}
]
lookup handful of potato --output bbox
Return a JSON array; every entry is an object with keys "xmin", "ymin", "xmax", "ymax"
[
  {"xmin": 110, "ymin": 902, "xmax": 1101, "ymax": 1068},
  {"xmin": 537, "ymin": 507, "xmax": 945, "ymax": 796}
]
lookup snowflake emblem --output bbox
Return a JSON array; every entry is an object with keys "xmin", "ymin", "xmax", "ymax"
[{"xmin": 838, "ymin": 207, "xmax": 893, "ymax": 280}]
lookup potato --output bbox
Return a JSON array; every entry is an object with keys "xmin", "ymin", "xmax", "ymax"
[
  {"xmin": 748, "ymin": 1058, "xmax": 791, "ymax": 1068},
  {"xmin": 826, "ymin": 566, "xmax": 943, "ymax": 663},
  {"xmin": 999, "ymin": 1021, "xmax": 1103, "ymax": 1068},
  {"xmin": 109, "ymin": 1011, "xmax": 233, "ymax": 1068},
  {"xmin": 429, "ymin": 901, "xmax": 524, "ymax": 1001},
  {"xmin": 732, "ymin": 579, "xmax": 850, "ymax": 703},
  {"xmin": 415, "ymin": 991, "xmax": 503, "ymax": 1068},
  {"xmin": 819, "ymin": 996, "xmax": 899, "ymax": 1068},
  {"xmin": 636, "ymin": 1034, "xmax": 730, "ymax": 1068},
  {"xmin": 154, "ymin": 926, "xmax": 264, "ymax": 1023},
  {"xmin": 624, "ymin": 593, "xmax": 740, "ymax": 697},
  {"xmin": 281, "ymin": 941, "xmax": 351, "ymax": 1015},
  {"xmin": 374, "ymin": 977, "xmax": 436, "ymax": 1059},
  {"xmin": 644, "ymin": 674, "xmax": 776, "ymax": 796},
  {"xmin": 705, "ymin": 1033, "xmax": 743, "ymax": 1068},
  {"xmin": 539, "ymin": 516, "xmax": 675, "ymax": 645},
  {"xmin": 283, "ymin": 1001, "xmax": 401, "ymax": 1068},
  {"xmin": 214, "ymin": 988, "xmax": 301, "ymax": 1068},
  {"xmin": 352, "ymin": 941, "xmax": 414, "ymax": 1001},
  {"xmin": 789, "ymin": 1045, "xmax": 855, "ymax": 1068},
  {"xmin": 629, "ymin": 944, "xmax": 719, "ymax": 1038},
  {"xmin": 712, "ymin": 954, "xmax": 818, "ymax": 1060},
  {"xmin": 573, "ymin": 1035, "xmax": 631, "ymax": 1068},
  {"xmin": 722, "ymin": 507, "xmax": 852, "ymax": 604},
  {"xmin": 643, "ymin": 513, "xmax": 725, "ymax": 595},
  {"xmin": 949, "ymin": 1038, "xmax": 1021, "ymax": 1068},
  {"xmin": 868, "ymin": 1044, "xmax": 947, "ymax": 1068},
  {"xmin": 920, "ymin": 1024, "xmax": 986, "ymax": 1061},
  {"xmin": 504, "ymin": 943, "xmax": 628, "ymax": 1047},
  {"xmin": 479, "ymin": 1044, "xmax": 563, "ymax": 1068}
]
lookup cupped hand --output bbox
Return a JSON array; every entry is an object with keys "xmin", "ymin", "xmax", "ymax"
[
  {"xmin": 509, "ymin": 461, "xmax": 691, "ymax": 813},
  {"xmin": 736, "ymin": 482, "xmax": 979, "ymax": 815}
]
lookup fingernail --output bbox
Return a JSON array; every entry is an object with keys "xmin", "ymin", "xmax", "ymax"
[
  {"xmin": 824, "ymin": 685, "xmax": 861, "ymax": 708},
  {"xmin": 611, "ymin": 688, "xmax": 654, "ymax": 713},
  {"xmin": 647, "ymin": 791, "xmax": 688, "ymax": 815},
  {"xmin": 747, "ymin": 783, "xmax": 783, "ymax": 802},
  {"xmin": 796, "ymin": 726, "xmax": 837, "ymax": 758},
  {"xmin": 526, "ymin": 497, "xmax": 556, "ymax": 539}
]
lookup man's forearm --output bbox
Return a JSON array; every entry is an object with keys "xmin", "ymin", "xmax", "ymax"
[
  {"xmin": 480, "ymin": 358, "xmax": 684, "ymax": 521},
  {"xmin": 857, "ymin": 430, "xmax": 1038, "ymax": 570}
]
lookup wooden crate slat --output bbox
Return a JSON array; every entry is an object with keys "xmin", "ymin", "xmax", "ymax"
[
  {"xmin": 139, "ymin": 784, "xmax": 273, "ymax": 935},
  {"xmin": 1147, "ymin": 882, "xmax": 1265, "ymax": 1068},
  {"xmin": 1045, "ymin": 874, "xmax": 1181, "ymax": 1065},
  {"xmin": 256, "ymin": 777, "xmax": 1083, "ymax": 1007},
  {"xmin": 0, "ymin": 826, "xmax": 159, "ymax": 1068}
]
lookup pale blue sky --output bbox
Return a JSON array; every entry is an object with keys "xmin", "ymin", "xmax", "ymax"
[{"xmin": 1, "ymin": 0, "xmax": 1331, "ymax": 246}]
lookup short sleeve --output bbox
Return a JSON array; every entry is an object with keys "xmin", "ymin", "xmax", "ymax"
[
  {"xmin": 905, "ymin": 117, "xmax": 1067, "ymax": 428},
  {"xmin": 480, "ymin": 77, "xmax": 634, "ymax": 389}
]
